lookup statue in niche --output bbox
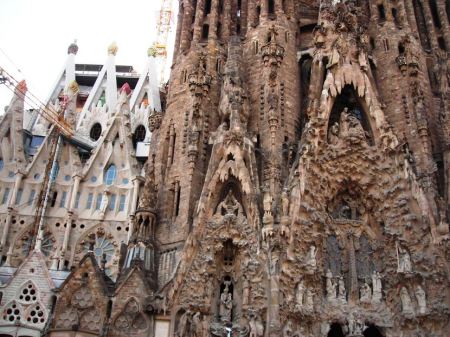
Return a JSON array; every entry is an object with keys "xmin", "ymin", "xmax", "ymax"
[
  {"xmin": 249, "ymin": 314, "xmax": 264, "ymax": 337},
  {"xmin": 338, "ymin": 276, "xmax": 347, "ymax": 304},
  {"xmin": 242, "ymin": 276, "xmax": 250, "ymax": 306},
  {"xmin": 415, "ymin": 285, "xmax": 427, "ymax": 315},
  {"xmin": 281, "ymin": 188, "xmax": 290, "ymax": 216},
  {"xmin": 328, "ymin": 122, "xmax": 340, "ymax": 145},
  {"xmin": 371, "ymin": 271, "xmax": 382, "ymax": 304},
  {"xmin": 219, "ymin": 75, "xmax": 249, "ymax": 131},
  {"xmin": 326, "ymin": 270, "xmax": 337, "ymax": 303},
  {"xmin": 220, "ymin": 282, "xmax": 233, "ymax": 323},
  {"xmin": 177, "ymin": 310, "xmax": 190, "ymax": 337},
  {"xmin": 305, "ymin": 246, "xmax": 317, "ymax": 271},
  {"xmin": 347, "ymin": 313, "xmax": 365, "ymax": 337},
  {"xmin": 397, "ymin": 245, "xmax": 412, "ymax": 273},
  {"xmin": 360, "ymin": 280, "xmax": 371, "ymax": 303},
  {"xmin": 216, "ymin": 190, "xmax": 242, "ymax": 217},
  {"xmin": 263, "ymin": 186, "xmax": 273, "ymax": 216},
  {"xmin": 400, "ymin": 287, "xmax": 414, "ymax": 316},
  {"xmin": 269, "ymin": 249, "xmax": 280, "ymax": 275},
  {"xmin": 191, "ymin": 312, "xmax": 203, "ymax": 337},
  {"xmin": 283, "ymin": 320, "xmax": 293, "ymax": 337},
  {"xmin": 339, "ymin": 107, "xmax": 367, "ymax": 142},
  {"xmin": 295, "ymin": 280, "xmax": 305, "ymax": 309},
  {"xmin": 304, "ymin": 288, "xmax": 314, "ymax": 313}
]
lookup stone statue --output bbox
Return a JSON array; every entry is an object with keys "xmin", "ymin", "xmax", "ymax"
[
  {"xmin": 360, "ymin": 280, "xmax": 371, "ymax": 303},
  {"xmin": 305, "ymin": 246, "xmax": 317, "ymax": 270},
  {"xmin": 242, "ymin": 277, "xmax": 250, "ymax": 306},
  {"xmin": 283, "ymin": 320, "xmax": 293, "ymax": 337},
  {"xmin": 281, "ymin": 188, "xmax": 290, "ymax": 216},
  {"xmin": 192, "ymin": 312, "xmax": 203, "ymax": 337},
  {"xmin": 397, "ymin": 246, "xmax": 412, "ymax": 273},
  {"xmin": 338, "ymin": 276, "xmax": 347, "ymax": 304},
  {"xmin": 216, "ymin": 190, "xmax": 243, "ymax": 216},
  {"xmin": 100, "ymin": 192, "xmax": 109, "ymax": 214},
  {"xmin": 347, "ymin": 313, "xmax": 365, "ymax": 336},
  {"xmin": 326, "ymin": 270, "xmax": 337, "ymax": 303},
  {"xmin": 328, "ymin": 122, "xmax": 340, "ymax": 145},
  {"xmin": 295, "ymin": 280, "xmax": 305, "ymax": 309},
  {"xmin": 371, "ymin": 271, "xmax": 382, "ymax": 303},
  {"xmin": 177, "ymin": 310, "xmax": 190, "ymax": 337},
  {"xmin": 400, "ymin": 287, "xmax": 414, "ymax": 316},
  {"xmin": 220, "ymin": 283, "xmax": 233, "ymax": 323},
  {"xmin": 263, "ymin": 187, "xmax": 273, "ymax": 215},
  {"xmin": 415, "ymin": 285, "xmax": 427, "ymax": 315},
  {"xmin": 249, "ymin": 314, "xmax": 264, "ymax": 337},
  {"xmin": 304, "ymin": 288, "xmax": 314, "ymax": 313}
]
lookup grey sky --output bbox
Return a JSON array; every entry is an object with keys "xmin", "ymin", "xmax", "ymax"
[{"xmin": 0, "ymin": 0, "xmax": 176, "ymax": 114}]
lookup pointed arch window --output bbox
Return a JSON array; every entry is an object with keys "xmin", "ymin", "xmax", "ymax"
[{"xmin": 104, "ymin": 164, "xmax": 117, "ymax": 185}]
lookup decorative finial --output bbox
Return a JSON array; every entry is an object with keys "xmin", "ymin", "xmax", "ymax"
[
  {"xmin": 67, "ymin": 40, "xmax": 78, "ymax": 55},
  {"xmin": 67, "ymin": 80, "xmax": 79, "ymax": 94},
  {"xmin": 147, "ymin": 46, "xmax": 158, "ymax": 58},
  {"xmin": 15, "ymin": 80, "xmax": 27, "ymax": 95},
  {"xmin": 108, "ymin": 42, "xmax": 118, "ymax": 56},
  {"xmin": 120, "ymin": 83, "xmax": 131, "ymax": 95}
]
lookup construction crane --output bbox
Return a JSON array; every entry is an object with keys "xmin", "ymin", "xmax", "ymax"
[
  {"xmin": 149, "ymin": 0, "xmax": 174, "ymax": 86},
  {"xmin": 0, "ymin": 66, "xmax": 74, "ymax": 251}
]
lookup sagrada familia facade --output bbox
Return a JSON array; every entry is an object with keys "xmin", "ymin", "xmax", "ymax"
[{"xmin": 0, "ymin": 0, "xmax": 449, "ymax": 337}]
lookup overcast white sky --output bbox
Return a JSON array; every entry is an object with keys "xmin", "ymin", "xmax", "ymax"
[{"xmin": 0, "ymin": 0, "xmax": 176, "ymax": 114}]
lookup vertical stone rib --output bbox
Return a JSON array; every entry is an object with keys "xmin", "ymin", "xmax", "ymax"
[
  {"xmin": 437, "ymin": 0, "xmax": 450, "ymax": 49},
  {"xmin": 420, "ymin": 0, "xmax": 439, "ymax": 50},
  {"xmin": 180, "ymin": 0, "xmax": 194, "ymax": 51}
]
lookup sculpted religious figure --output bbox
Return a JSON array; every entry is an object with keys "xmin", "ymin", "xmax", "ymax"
[
  {"xmin": 326, "ymin": 270, "xmax": 337, "ymax": 303},
  {"xmin": 305, "ymin": 246, "xmax": 317, "ymax": 270},
  {"xmin": 177, "ymin": 310, "xmax": 190, "ymax": 337},
  {"xmin": 360, "ymin": 280, "xmax": 371, "ymax": 303},
  {"xmin": 400, "ymin": 287, "xmax": 414, "ymax": 316},
  {"xmin": 397, "ymin": 245, "xmax": 412, "ymax": 273},
  {"xmin": 328, "ymin": 122, "xmax": 340, "ymax": 145},
  {"xmin": 338, "ymin": 276, "xmax": 347, "ymax": 304},
  {"xmin": 216, "ymin": 190, "xmax": 243, "ymax": 216},
  {"xmin": 242, "ymin": 277, "xmax": 250, "ymax": 306},
  {"xmin": 295, "ymin": 280, "xmax": 305, "ymax": 309},
  {"xmin": 249, "ymin": 314, "xmax": 264, "ymax": 337},
  {"xmin": 263, "ymin": 187, "xmax": 273, "ymax": 216},
  {"xmin": 304, "ymin": 288, "xmax": 314, "ymax": 313},
  {"xmin": 371, "ymin": 271, "xmax": 382, "ymax": 303},
  {"xmin": 220, "ymin": 283, "xmax": 233, "ymax": 323},
  {"xmin": 283, "ymin": 320, "xmax": 293, "ymax": 337},
  {"xmin": 191, "ymin": 312, "xmax": 203, "ymax": 337},
  {"xmin": 281, "ymin": 188, "xmax": 290, "ymax": 216},
  {"xmin": 415, "ymin": 285, "xmax": 427, "ymax": 315}
]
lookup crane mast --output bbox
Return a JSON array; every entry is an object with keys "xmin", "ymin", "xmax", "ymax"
[{"xmin": 150, "ymin": 0, "xmax": 174, "ymax": 86}]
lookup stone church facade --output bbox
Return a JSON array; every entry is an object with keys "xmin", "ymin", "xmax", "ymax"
[{"xmin": 1, "ymin": 0, "xmax": 450, "ymax": 337}]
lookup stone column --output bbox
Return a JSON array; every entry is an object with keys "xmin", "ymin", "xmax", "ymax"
[
  {"xmin": 59, "ymin": 175, "xmax": 81, "ymax": 268},
  {"xmin": 167, "ymin": 125, "xmax": 175, "ymax": 167},
  {"xmin": 128, "ymin": 178, "xmax": 141, "ymax": 241}
]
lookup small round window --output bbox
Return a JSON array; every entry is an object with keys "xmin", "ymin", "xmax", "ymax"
[{"xmin": 90, "ymin": 123, "xmax": 102, "ymax": 141}]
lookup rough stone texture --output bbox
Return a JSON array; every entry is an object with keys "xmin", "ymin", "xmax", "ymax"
[{"xmin": 5, "ymin": 0, "xmax": 450, "ymax": 337}]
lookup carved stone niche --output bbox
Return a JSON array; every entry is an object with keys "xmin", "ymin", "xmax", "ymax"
[
  {"xmin": 327, "ymin": 86, "xmax": 373, "ymax": 146},
  {"xmin": 327, "ymin": 188, "xmax": 366, "ymax": 225}
]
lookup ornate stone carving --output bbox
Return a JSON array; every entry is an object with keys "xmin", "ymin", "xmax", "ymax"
[{"xmin": 400, "ymin": 287, "xmax": 414, "ymax": 316}]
